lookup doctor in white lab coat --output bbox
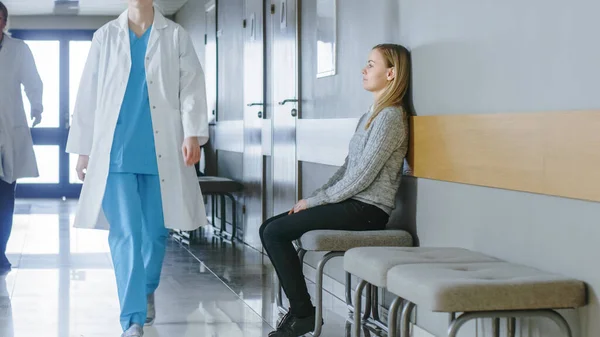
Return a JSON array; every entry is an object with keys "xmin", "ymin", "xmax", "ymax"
[
  {"xmin": 0, "ymin": 1, "xmax": 43, "ymax": 276},
  {"xmin": 66, "ymin": 1, "xmax": 209, "ymax": 336}
]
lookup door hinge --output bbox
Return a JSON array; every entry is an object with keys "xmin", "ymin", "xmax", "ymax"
[
  {"xmin": 243, "ymin": 19, "xmax": 247, "ymax": 28},
  {"xmin": 271, "ymin": 4, "xmax": 276, "ymax": 14},
  {"xmin": 204, "ymin": 34, "xmax": 207, "ymax": 45},
  {"xmin": 242, "ymin": 205, "xmax": 246, "ymax": 214}
]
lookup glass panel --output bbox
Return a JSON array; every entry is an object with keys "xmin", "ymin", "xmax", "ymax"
[
  {"xmin": 69, "ymin": 41, "xmax": 92, "ymax": 125},
  {"xmin": 68, "ymin": 41, "xmax": 92, "ymax": 185},
  {"xmin": 18, "ymin": 145, "xmax": 59, "ymax": 184},
  {"xmin": 21, "ymin": 41, "xmax": 60, "ymax": 128}
]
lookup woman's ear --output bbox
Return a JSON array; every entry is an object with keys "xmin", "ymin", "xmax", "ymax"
[{"xmin": 387, "ymin": 67, "xmax": 396, "ymax": 81}]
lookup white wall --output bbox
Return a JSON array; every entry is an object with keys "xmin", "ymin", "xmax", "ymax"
[
  {"xmin": 174, "ymin": 0, "xmax": 599, "ymax": 335},
  {"xmin": 400, "ymin": 0, "xmax": 600, "ymax": 336},
  {"xmin": 174, "ymin": 0, "xmax": 209, "ymax": 67}
]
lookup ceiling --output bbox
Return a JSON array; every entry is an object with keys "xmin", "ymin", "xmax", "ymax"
[{"xmin": 2, "ymin": 0, "xmax": 190, "ymax": 16}]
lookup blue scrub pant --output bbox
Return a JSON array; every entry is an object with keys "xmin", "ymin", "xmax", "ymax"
[{"xmin": 102, "ymin": 173, "xmax": 168, "ymax": 331}]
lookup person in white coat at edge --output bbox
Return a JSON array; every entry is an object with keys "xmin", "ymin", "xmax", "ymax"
[
  {"xmin": 66, "ymin": 0, "xmax": 209, "ymax": 336},
  {"xmin": 0, "ymin": 1, "xmax": 43, "ymax": 277}
]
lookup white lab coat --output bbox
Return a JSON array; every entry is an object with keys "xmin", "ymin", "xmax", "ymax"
[
  {"xmin": 66, "ymin": 8, "xmax": 209, "ymax": 231},
  {"xmin": 0, "ymin": 35, "xmax": 43, "ymax": 184}
]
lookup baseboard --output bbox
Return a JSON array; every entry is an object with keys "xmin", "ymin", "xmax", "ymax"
[
  {"xmin": 413, "ymin": 325, "xmax": 436, "ymax": 337},
  {"xmin": 302, "ymin": 262, "xmax": 348, "ymax": 302}
]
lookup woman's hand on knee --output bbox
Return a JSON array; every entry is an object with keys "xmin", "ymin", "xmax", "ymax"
[{"xmin": 288, "ymin": 199, "xmax": 308, "ymax": 214}]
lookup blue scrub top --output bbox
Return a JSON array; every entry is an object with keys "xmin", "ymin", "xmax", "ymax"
[{"xmin": 109, "ymin": 26, "xmax": 159, "ymax": 175}]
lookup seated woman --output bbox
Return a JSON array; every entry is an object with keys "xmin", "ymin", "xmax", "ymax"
[{"xmin": 259, "ymin": 43, "xmax": 411, "ymax": 337}]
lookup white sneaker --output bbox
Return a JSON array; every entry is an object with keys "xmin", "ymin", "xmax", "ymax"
[
  {"xmin": 145, "ymin": 293, "xmax": 155, "ymax": 326},
  {"xmin": 121, "ymin": 323, "xmax": 143, "ymax": 337}
]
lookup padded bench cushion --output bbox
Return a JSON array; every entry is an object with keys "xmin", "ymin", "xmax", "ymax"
[
  {"xmin": 198, "ymin": 176, "xmax": 244, "ymax": 194},
  {"xmin": 297, "ymin": 230, "xmax": 413, "ymax": 252},
  {"xmin": 344, "ymin": 247, "xmax": 500, "ymax": 288},
  {"xmin": 387, "ymin": 262, "xmax": 587, "ymax": 312}
]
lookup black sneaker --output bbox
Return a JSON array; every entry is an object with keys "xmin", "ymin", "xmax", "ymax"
[
  {"xmin": 276, "ymin": 311, "xmax": 293, "ymax": 329},
  {"xmin": 268, "ymin": 313, "xmax": 322, "ymax": 337}
]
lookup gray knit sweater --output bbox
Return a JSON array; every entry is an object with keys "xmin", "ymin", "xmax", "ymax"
[{"xmin": 305, "ymin": 106, "xmax": 409, "ymax": 214}]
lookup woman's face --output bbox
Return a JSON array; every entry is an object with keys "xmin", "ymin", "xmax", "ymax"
[{"xmin": 362, "ymin": 48, "xmax": 393, "ymax": 93}]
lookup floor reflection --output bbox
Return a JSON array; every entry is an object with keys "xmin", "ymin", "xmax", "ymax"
[{"xmin": 0, "ymin": 199, "xmax": 369, "ymax": 337}]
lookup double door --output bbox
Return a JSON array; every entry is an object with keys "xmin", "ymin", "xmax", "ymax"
[
  {"xmin": 238, "ymin": 0, "xmax": 300, "ymax": 249},
  {"xmin": 209, "ymin": 0, "xmax": 299, "ymax": 250},
  {"xmin": 9, "ymin": 30, "xmax": 94, "ymax": 199}
]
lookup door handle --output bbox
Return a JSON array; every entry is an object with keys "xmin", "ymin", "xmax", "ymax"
[
  {"xmin": 278, "ymin": 98, "xmax": 298, "ymax": 105},
  {"xmin": 247, "ymin": 102, "xmax": 264, "ymax": 107}
]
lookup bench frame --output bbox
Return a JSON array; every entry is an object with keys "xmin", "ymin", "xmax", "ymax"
[
  {"xmin": 276, "ymin": 247, "xmax": 382, "ymax": 337},
  {"xmin": 385, "ymin": 298, "xmax": 574, "ymax": 337}
]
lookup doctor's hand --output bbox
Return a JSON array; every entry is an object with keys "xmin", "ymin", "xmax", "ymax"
[
  {"xmin": 31, "ymin": 111, "xmax": 42, "ymax": 127},
  {"xmin": 76, "ymin": 155, "xmax": 89, "ymax": 181},
  {"xmin": 288, "ymin": 199, "xmax": 308, "ymax": 215},
  {"xmin": 182, "ymin": 137, "xmax": 201, "ymax": 166}
]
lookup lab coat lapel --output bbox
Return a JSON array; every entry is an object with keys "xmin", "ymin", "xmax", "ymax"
[{"xmin": 146, "ymin": 7, "xmax": 168, "ymax": 57}]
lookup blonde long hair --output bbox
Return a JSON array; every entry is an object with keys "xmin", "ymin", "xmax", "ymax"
[{"xmin": 365, "ymin": 44, "xmax": 411, "ymax": 129}]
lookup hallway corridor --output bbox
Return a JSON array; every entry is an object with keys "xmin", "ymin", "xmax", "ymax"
[{"xmin": 0, "ymin": 200, "xmax": 357, "ymax": 337}]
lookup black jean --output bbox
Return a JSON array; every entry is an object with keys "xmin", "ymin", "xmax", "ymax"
[
  {"xmin": 0, "ymin": 180, "xmax": 16, "ymax": 270},
  {"xmin": 259, "ymin": 199, "xmax": 389, "ymax": 317}
]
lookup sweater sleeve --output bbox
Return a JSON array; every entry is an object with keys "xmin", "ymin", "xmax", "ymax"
[
  {"xmin": 305, "ymin": 108, "xmax": 406, "ymax": 208},
  {"xmin": 306, "ymin": 112, "xmax": 366, "ymax": 199}
]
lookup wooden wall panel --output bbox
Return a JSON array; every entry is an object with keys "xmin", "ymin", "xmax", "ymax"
[{"xmin": 409, "ymin": 110, "xmax": 600, "ymax": 202}]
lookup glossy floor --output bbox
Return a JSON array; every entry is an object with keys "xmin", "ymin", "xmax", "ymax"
[{"xmin": 0, "ymin": 200, "xmax": 367, "ymax": 337}]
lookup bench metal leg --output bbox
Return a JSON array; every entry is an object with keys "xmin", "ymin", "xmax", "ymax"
[
  {"xmin": 211, "ymin": 195, "xmax": 216, "ymax": 229},
  {"xmin": 371, "ymin": 286, "xmax": 380, "ymax": 321},
  {"xmin": 492, "ymin": 317, "xmax": 500, "ymax": 337},
  {"xmin": 387, "ymin": 297, "xmax": 404, "ymax": 337},
  {"xmin": 353, "ymin": 280, "xmax": 369, "ymax": 337},
  {"xmin": 401, "ymin": 301, "xmax": 416, "ymax": 337},
  {"xmin": 447, "ymin": 310, "xmax": 573, "ymax": 337},
  {"xmin": 313, "ymin": 251, "xmax": 345, "ymax": 337},
  {"xmin": 220, "ymin": 194, "xmax": 226, "ymax": 235},
  {"xmin": 508, "ymin": 317, "xmax": 516, "ymax": 337},
  {"xmin": 365, "ymin": 285, "xmax": 388, "ymax": 331},
  {"xmin": 346, "ymin": 272, "xmax": 353, "ymax": 312},
  {"xmin": 225, "ymin": 193, "xmax": 236, "ymax": 240}
]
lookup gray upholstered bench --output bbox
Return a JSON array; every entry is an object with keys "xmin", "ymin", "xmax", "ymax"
[
  {"xmin": 345, "ymin": 247, "xmax": 500, "ymax": 333},
  {"xmin": 387, "ymin": 262, "xmax": 587, "ymax": 337},
  {"xmin": 276, "ymin": 229, "xmax": 413, "ymax": 337}
]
